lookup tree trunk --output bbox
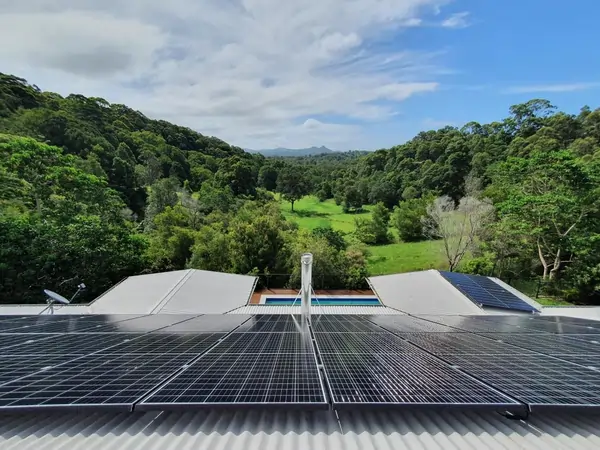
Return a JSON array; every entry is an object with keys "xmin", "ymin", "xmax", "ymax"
[
  {"xmin": 291, "ymin": 200, "xmax": 295, "ymax": 212},
  {"xmin": 538, "ymin": 241, "xmax": 549, "ymax": 280}
]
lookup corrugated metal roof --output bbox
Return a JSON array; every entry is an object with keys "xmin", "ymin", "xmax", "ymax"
[
  {"xmin": 1, "ymin": 409, "xmax": 599, "ymax": 449},
  {"xmin": 228, "ymin": 305, "xmax": 403, "ymax": 314},
  {"xmin": 369, "ymin": 270, "xmax": 483, "ymax": 315}
]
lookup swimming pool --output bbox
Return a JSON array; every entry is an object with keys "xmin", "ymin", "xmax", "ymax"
[{"xmin": 264, "ymin": 297, "xmax": 381, "ymax": 306}]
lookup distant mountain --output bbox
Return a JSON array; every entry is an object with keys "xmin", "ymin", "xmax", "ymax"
[{"xmin": 246, "ymin": 146, "xmax": 337, "ymax": 157}]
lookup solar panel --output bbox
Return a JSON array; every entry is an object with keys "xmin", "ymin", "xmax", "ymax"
[
  {"xmin": 535, "ymin": 316, "xmax": 600, "ymax": 329},
  {"xmin": 0, "ymin": 333, "xmax": 140, "ymax": 356},
  {"xmin": 0, "ymin": 356, "xmax": 78, "ymax": 385},
  {"xmin": 0, "ymin": 352, "xmax": 195, "ymax": 411},
  {"xmin": 0, "ymin": 316, "xmax": 91, "ymax": 333},
  {"xmin": 158, "ymin": 315, "xmax": 252, "ymax": 333},
  {"xmin": 400, "ymin": 332, "xmax": 526, "ymax": 355},
  {"xmin": 138, "ymin": 352, "xmax": 327, "ymax": 409},
  {"xmin": 548, "ymin": 355, "xmax": 600, "ymax": 370},
  {"xmin": 0, "ymin": 315, "xmax": 155, "ymax": 334},
  {"xmin": 320, "ymin": 352, "xmax": 520, "ymax": 408},
  {"xmin": 476, "ymin": 316, "xmax": 600, "ymax": 335},
  {"xmin": 448, "ymin": 354, "xmax": 600, "ymax": 410},
  {"xmin": 101, "ymin": 333, "xmax": 226, "ymax": 355},
  {"xmin": 312, "ymin": 317, "xmax": 384, "ymax": 333},
  {"xmin": 367, "ymin": 315, "xmax": 457, "ymax": 333},
  {"xmin": 439, "ymin": 271, "xmax": 539, "ymax": 312},
  {"xmin": 477, "ymin": 333, "xmax": 600, "ymax": 356},
  {"xmin": 236, "ymin": 316, "xmax": 309, "ymax": 333},
  {"xmin": 214, "ymin": 332, "xmax": 314, "ymax": 353},
  {"xmin": 315, "ymin": 332, "xmax": 417, "ymax": 354},
  {"xmin": 419, "ymin": 315, "xmax": 547, "ymax": 333}
]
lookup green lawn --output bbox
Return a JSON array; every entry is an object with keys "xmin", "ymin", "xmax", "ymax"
[
  {"xmin": 279, "ymin": 195, "xmax": 452, "ymax": 275},
  {"xmin": 280, "ymin": 195, "xmax": 373, "ymax": 233},
  {"xmin": 366, "ymin": 241, "xmax": 449, "ymax": 276}
]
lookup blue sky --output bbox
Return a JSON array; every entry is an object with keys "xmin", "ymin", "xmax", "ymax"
[
  {"xmin": 361, "ymin": 0, "xmax": 600, "ymax": 149},
  {"xmin": 0, "ymin": 0, "xmax": 598, "ymax": 150}
]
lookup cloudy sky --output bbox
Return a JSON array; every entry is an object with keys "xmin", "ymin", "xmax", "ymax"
[{"xmin": 1, "ymin": 0, "xmax": 599, "ymax": 150}]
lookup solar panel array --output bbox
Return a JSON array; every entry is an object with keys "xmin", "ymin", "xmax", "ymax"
[
  {"xmin": 313, "ymin": 316, "xmax": 520, "ymax": 409},
  {"xmin": 139, "ymin": 315, "xmax": 326, "ymax": 408},
  {"xmin": 0, "ymin": 312, "xmax": 600, "ymax": 413},
  {"xmin": 440, "ymin": 271, "xmax": 539, "ymax": 312}
]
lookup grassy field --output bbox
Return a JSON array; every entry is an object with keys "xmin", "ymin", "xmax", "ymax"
[
  {"xmin": 279, "ymin": 195, "xmax": 451, "ymax": 275},
  {"xmin": 366, "ymin": 241, "xmax": 449, "ymax": 275},
  {"xmin": 279, "ymin": 195, "xmax": 373, "ymax": 233}
]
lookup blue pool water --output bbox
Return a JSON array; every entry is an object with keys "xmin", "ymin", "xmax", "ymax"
[{"xmin": 264, "ymin": 297, "xmax": 380, "ymax": 306}]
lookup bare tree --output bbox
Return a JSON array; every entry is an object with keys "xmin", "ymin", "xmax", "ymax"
[{"xmin": 422, "ymin": 195, "xmax": 494, "ymax": 271}]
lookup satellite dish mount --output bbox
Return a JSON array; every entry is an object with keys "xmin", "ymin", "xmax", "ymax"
[{"xmin": 40, "ymin": 283, "xmax": 86, "ymax": 315}]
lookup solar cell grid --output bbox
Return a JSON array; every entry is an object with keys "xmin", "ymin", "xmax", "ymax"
[
  {"xmin": 549, "ymin": 355, "xmax": 600, "ymax": 369},
  {"xmin": 157, "ymin": 315, "xmax": 251, "ymax": 333},
  {"xmin": 0, "ymin": 356, "xmax": 78, "ymax": 385},
  {"xmin": 368, "ymin": 315, "xmax": 456, "ymax": 333},
  {"xmin": 0, "ymin": 352, "xmax": 195, "ymax": 411},
  {"xmin": 477, "ymin": 333, "xmax": 600, "ymax": 356},
  {"xmin": 400, "ymin": 333, "xmax": 527, "ymax": 355},
  {"xmin": 214, "ymin": 332, "xmax": 314, "ymax": 354},
  {"xmin": 312, "ymin": 319, "xmax": 384, "ymax": 333},
  {"xmin": 419, "ymin": 315, "xmax": 546, "ymax": 333},
  {"xmin": 315, "ymin": 332, "xmax": 416, "ymax": 354},
  {"xmin": 321, "ymin": 352, "xmax": 519, "ymax": 408},
  {"xmin": 0, "ymin": 333, "xmax": 141, "ymax": 356},
  {"xmin": 535, "ymin": 316, "xmax": 600, "ymax": 328},
  {"xmin": 475, "ymin": 316, "xmax": 600, "ymax": 334},
  {"xmin": 439, "ymin": 271, "xmax": 538, "ymax": 312},
  {"xmin": 103, "ymin": 333, "xmax": 225, "ymax": 355},
  {"xmin": 139, "ymin": 352, "xmax": 326, "ymax": 407},
  {"xmin": 449, "ymin": 354, "xmax": 600, "ymax": 409},
  {"xmin": 236, "ymin": 320, "xmax": 306, "ymax": 333}
]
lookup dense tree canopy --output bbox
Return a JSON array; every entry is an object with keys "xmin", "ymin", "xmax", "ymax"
[{"xmin": 2, "ymin": 72, "xmax": 600, "ymax": 304}]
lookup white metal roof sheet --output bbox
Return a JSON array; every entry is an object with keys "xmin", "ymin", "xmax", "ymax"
[
  {"xmin": 369, "ymin": 270, "xmax": 483, "ymax": 315},
  {"xmin": 89, "ymin": 270, "xmax": 189, "ymax": 314},
  {"xmin": 1, "ymin": 409, "xmax": 599, "ymax": 449},
  {"xmin": 89, "ymin": 270, "xmax": 257, "ymax": 315},
  {"xmin": 156, "ymin": 270, "xmax": 257, "ymax": 314}
]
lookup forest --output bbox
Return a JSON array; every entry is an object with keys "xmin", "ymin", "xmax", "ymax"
[{"xmin": 1, "ymin": 73, "xmax": 599, "ymax": 304}]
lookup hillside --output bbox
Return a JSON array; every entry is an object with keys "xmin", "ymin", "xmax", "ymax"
[
  {"xmin": 1, "ymin": 72, "xmax": 600, "ymax": 306},
  {"xmin": 246, "ymin": 146, "xmax": 336, "ymax": 157}
]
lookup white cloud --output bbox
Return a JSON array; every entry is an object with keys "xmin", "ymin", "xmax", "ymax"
[
  {"xmin": 441, "ymin": 12, "xmax": 470, "ymax": 29},
  {"xmin": 505, "ymin": 82, "xmax": 600, "ymax": 94},
  {"xmin": 0, "ymin": 0, "xmax": 450, "ymax": 149}
]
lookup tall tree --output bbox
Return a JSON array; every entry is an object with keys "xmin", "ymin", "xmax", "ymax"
[
  {"xmin": 490, "ymin": 150, "xmax": 600, "ymax": 280},
  {"xmin": 423, "ymin": 196, "xmax": 494, "ymax": 271},
  {"xmin": 276, "ymin": 166, "xmax": 309, "ymax": 211}
]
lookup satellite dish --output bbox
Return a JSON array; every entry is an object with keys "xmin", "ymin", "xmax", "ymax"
[
  {"xmin": 40, "ymin": 289, "xmax": 71, "ymax": 315},
  {"xmin": 43, "ymin": 290, "xmax": 70, "ymax": 305}
]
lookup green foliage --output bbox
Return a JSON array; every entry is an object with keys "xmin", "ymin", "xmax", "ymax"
[
  {"xmin": 276, "ymin": 165, "xmax": 310, "ymax": 211},
  {"xmin": 0, "ymin": 135, "xmax": 147, "ymax": 303},
  {"xmin": 312, "ymin": 227, "xmax": 347, "ymax": 252},
  {"xmin": 393, "ymin": 197, "xmax": 430, "ymax": 242},
  {"xmin": 354, "ymin": 202, "xmax": 391, "ymax": 245}
]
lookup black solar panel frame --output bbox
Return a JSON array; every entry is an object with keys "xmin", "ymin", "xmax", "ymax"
[
  {"xmin": 0, "ymin": 352, "xmax": 198, "ymax": 412},
  {"xmin": 320, "ymin": 352, "xmax": 521, "ymax": 410},
  {"xmin": 138, "ymin": 351, "xmax": 328, "ymax": 410},
  {"xmin": 440, "ymin": 271, "xmax": 538, "ymax": 312}
]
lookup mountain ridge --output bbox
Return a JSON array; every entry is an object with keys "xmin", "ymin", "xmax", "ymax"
[{"xmin": 245, "ymin": 145, "xmax": 338, "ymax": 157}]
